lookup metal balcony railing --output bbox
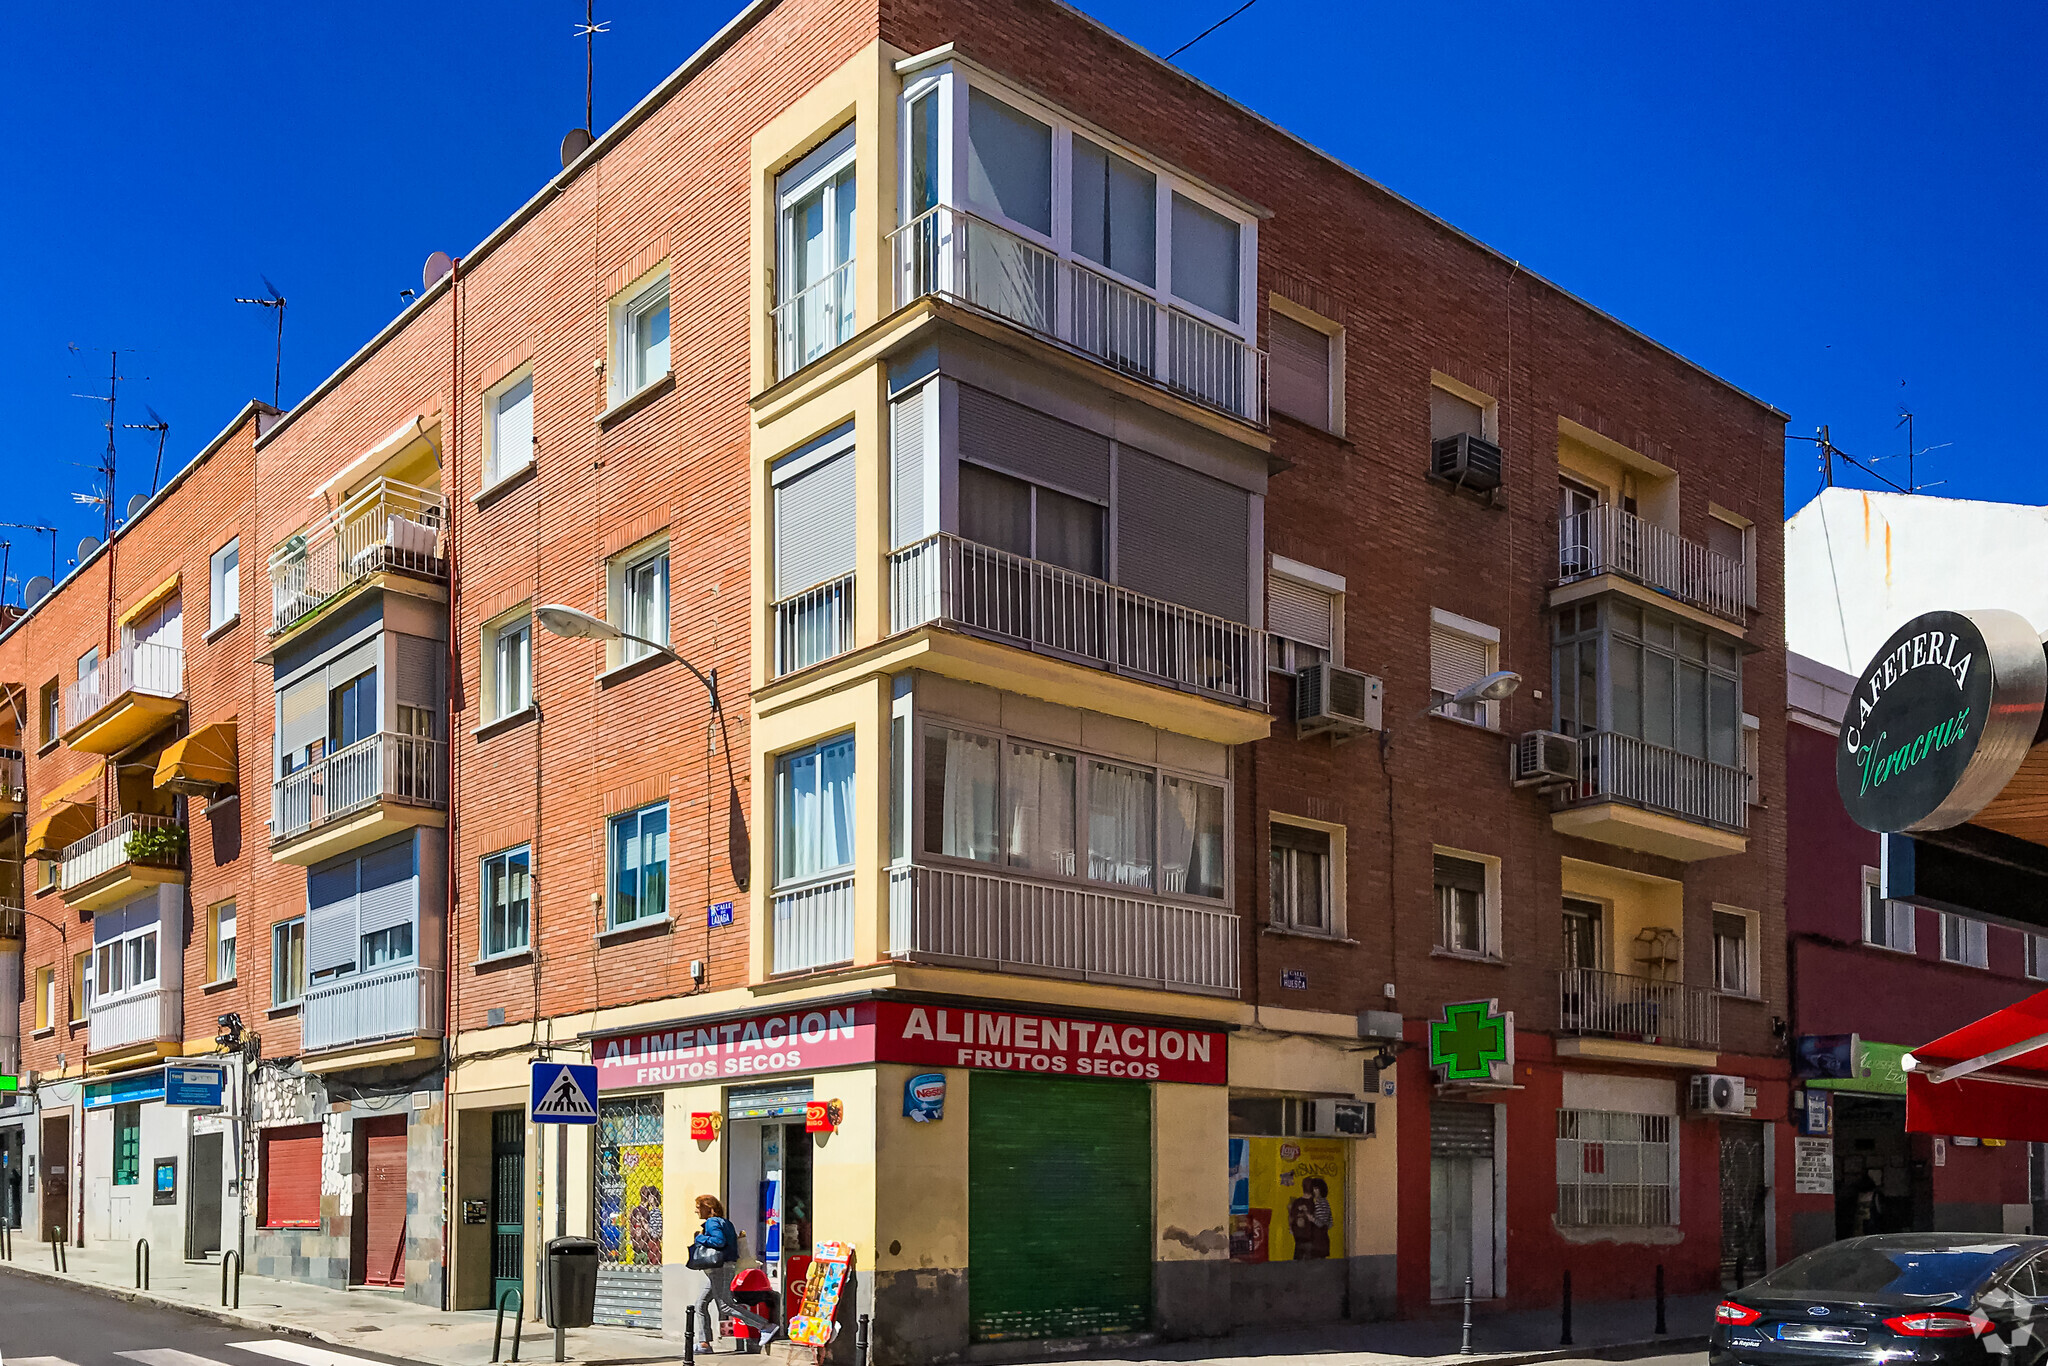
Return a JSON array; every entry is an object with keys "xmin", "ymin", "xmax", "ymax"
[
  {"xmin": 0, "ymin": 748, "xmax": 21, "ymax": 805},
  {"xmin": 772, "ymin": 574, "xmax": 856, "ymax": 677},
  {"xmin": 88, "ymin": 985, "xmax": 182, "ymax": 1055},
  {"xmin": 888, "ymin": 863, "xmax": 1239, "ymax": 996},
  {"xmin": 63, "ymin": 642, "xmax": 184, "ymax": 733},
  {"xmin": 0, "ymin": 904, "xmax": 22, "ymax": 943},
  {"xmin": 1569, "ymin": 730, "xmax": 1749, "ymax": 832},
  {"xmin": 1557, "ymin": 967, "xmax": 1720, "ymax": 1051},
  {"xmin": 302, "ymin": 963, "xmax": 444, "ymax": 1054},
  {"xmin": 772, "ymin": 258, "xmax": 857, "ymax": 380},
  {"xmin": 61, "ymin": 814, "xmax": 184, "ymax": 892},
  {"xmin": 1558, "ymin": 505, "xmax": 1748, "ymax": 624},
  {"xmin": 892, "ymin": 205, "xmax": 1268, "ymax": 426},
  {"xmin": 890, "ymin": 532, "xmax": 1267, "ymax": 709},
  {"xmin": 272, "ymin": 732, "xmax": 444, "ymax": 844},
  {"xmin": 269, "ymin": 477, "xmax": 445, "ymax": 633},
  {"xmin": 770, "ymin": 874, "xmax": 856, "ymax": 975}
]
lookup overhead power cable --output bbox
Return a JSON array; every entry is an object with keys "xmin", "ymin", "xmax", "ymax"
[{"xmin": 1167, "ymin": 0, "xmax": 1261, "ymax": 60}]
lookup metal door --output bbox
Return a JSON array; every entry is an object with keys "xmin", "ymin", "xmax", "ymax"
[
  {"xmin": 40, "ymin": 1113, "xmax": 68, "ymax": 1243},
  {"xmin": 490, "ymin": 1109, "xmax": 525, "ymax": 1309},
  {"xmin": 1720, "ymin": 1119, "xmax": 1768, "ymax": 1286},
  {"xmin": 358, "ymin": 1116, "xmax": 408, "ymax": 1287},
  {"xmin": 1429, "ymin": 1102, "xmax": 1498, "ymax": 1301},
  {"xmin": 1, "ymin": 1126, "xmax": 22, "ymax": 1231},
  {"xmin": 594, "ymin": 1095, "xmax": 663, "ymax": 1329},
  {"xmin": 186, "ymin": 1131, "xmax": 223, "ymax": 1259}
]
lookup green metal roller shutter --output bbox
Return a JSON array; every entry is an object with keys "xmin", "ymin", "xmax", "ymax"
[{"xmin": 969, "ymin": 1074, "xmax": 1151, "ymax": 1342}]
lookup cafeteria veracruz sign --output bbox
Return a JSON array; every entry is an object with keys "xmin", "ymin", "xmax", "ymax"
[{"xmin": 1837, "ymin": 608, "xmax": 2046, "ymax": 833}]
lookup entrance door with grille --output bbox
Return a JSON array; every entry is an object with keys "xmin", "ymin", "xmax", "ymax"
[
  {"xmin": 491, "ymin": 1109, "xmax": 525, "ymax": 1309},
  {"xmin": 1430, "ymin": 1102, "xmax": 1498, "ymax": 1300},
  {"xmin": 41, "ymin": 1113, "xmax": 68, "ymax": 1243},
  {"xmin": 357, "ymin": 1116, "xmax": 408, "ymax": 1287},
  {"xmin": 595, "ymin": 1095, "xmax": 663, "ymax": 1329},
  {"xmin": 1720, "ymin": 1119, "xmax": 1768, "ymax": 1286}
]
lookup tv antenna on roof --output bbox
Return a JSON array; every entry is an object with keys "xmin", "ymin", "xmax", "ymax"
[
  {"xmin": 68, "ymin": 345, "xmax": 140, "ymax": 546},
  {"xmin": 571, "ymin": 1, "xmax": 610, "ymax": 150},
  {"xmin": 123, "ymin": 405, "xmax": 169, "ymax": 495},
  {"xmin": 235, "ymin": 276, "xmax": 287, "ymax": 408},
  {"xmin": 0, "ymin": 522, "xmax": 58, "ymax": 585}
]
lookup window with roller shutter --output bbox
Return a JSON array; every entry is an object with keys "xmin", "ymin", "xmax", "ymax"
[
  {"xmin": 1268, "ymin": 310, "xmax": 1333, "ymax": 431},
  {"xmin": 772, "ymin": 426, "xmax": 858, "ymax": 599},
  {"xmin": 1267, "ymin": 567, "xmax": 1339, "ymax": 672},
  {"xmin": 261, "ymin": 1123, "xmax": 322, "ymax": 1228},
  {"xmin": 1114, "ymin": 448, "xmax": 1250, "ymax": 623},
  {"xmin": 1430, "ymin": 611, "xmax": 1499, "ymax": 727},
  {"xmin": 890, "ymin": 381, "xmax": 936, "ymax": 549}
]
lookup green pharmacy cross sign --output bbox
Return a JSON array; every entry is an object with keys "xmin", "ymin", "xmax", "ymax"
[
  {"xmin": 1428, "ymin": 999, "xmax": 1514, "ymax": 1084},
  {"xmin": 0, "ymin": 1075, "xmax": 17, "ymax": 1092}
]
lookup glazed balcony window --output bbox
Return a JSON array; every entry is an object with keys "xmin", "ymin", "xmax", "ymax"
[{"xmin": 773, "ymin": 124, "xmax": 856, "ymax": 378}]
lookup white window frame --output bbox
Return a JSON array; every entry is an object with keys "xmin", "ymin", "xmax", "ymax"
[
  {"xmin": 1711, "ymin": 904, "xmax": 1759, "ymax": 998},
  {"xmin": 482, "ymin": 606, "xmax": 534, "ymax": 723},
  {"xmin": 1267, "ymin": 556, "xmax": 1344, "ymax": 674},
  {"xmin": 92, "ymin": 923, "xmax": 161, "ymax": 1009},
  {"xmin": 1269, "ymin": 813, "xmax": 1343, "ymax": 937},
  {"xmin": 608, "ymin": 268, "xmax": 671, "ymax": 404},
  {"xmin": 1268, "ymin": 295, "xmax": 1345, "ymax": 435},
  {"xmin": 1941, "ymin": 913, "xmax": 1990, "ymax": 969},
  {"xmin": 1861, "ymin": 866, "xmax": 1916, "ymax": 953},
  {"xmin": 34, "ymin": 966, "xmax": 55, "ymax": 1031},
  {"xmin": 1742, "ymin": 712, "xmax": 1762, "ymax": 806},
  {"xmin": 209, "ymin": 537, "xmax": 240, "ymax": 631},
  {"xmin": 212, "ymin": 900, "xmax": 237, "ymax": 984},
  {"xmin": 607, "ymin": 801, "xmax": 671, "ymax": 930},
  {"xmin": 1433, "ymin": 845, "xmax": 1502, "ymax": 959},
  {"xmin": 484, "ymin": 365, "xmax": 535, "ymax": 487},
  {"xmin": 775, "ymin": 123, "xmax": 859, "ymax": 375},
  {"xmin": 1430, "ymin": 608, "xmax": 1502, "ymax": 729},
  {"xmin": 272, "ymin": 915, "xmax": 306, "ymax": 1008},
  {"xmin": 1556, "ymin": 1109, "xmax": 1677, "ymax": 1228},
  {"xmin": 604, "ymin": 534, "xmax": 670, "ymax": 670},
  {"xmin": 481, "ymin": 844, "xmax": 533, "ymax": 960}
]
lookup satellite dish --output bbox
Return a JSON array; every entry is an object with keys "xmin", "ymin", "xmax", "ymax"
[
  {"xmin": 127, "ymin": 493, "xmax": 149, "ymax": 519},
  {"xmin": 22, "ymin": 576, "xmax": 52, "ymax": 606},
  {"xmin": 77, "ymin": 537, "xmax": 100, "ymax": 562},
  {"xmin": 560, "ymin": 128, "xmax": 594, "ymax": 168},
  {"xmin": 422, "ymin": 252, "xmax": 454, "ymax": 291}
]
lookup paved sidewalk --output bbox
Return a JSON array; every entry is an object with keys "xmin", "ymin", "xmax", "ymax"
[{"xmin": 0, "ymin": 1237, "xmax": 1716, "ymax": 1366}]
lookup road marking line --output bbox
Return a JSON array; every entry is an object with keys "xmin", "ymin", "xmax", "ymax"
[
  {"xmin": 11, "ymin": 1357, "xmax": 86, "ymax": 1366},
  {"xmin": 226, "ymin": 1342, "xmax": 391, "ymax": 1366},
  {"xmin": 121, "ymin": 1350, "xmax": 242, "ymax": 1366}
]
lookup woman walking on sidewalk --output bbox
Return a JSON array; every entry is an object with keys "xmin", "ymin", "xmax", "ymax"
[{"xmin": 691, "ymin": 1194, "xmax": 777, "ymax": 1351}]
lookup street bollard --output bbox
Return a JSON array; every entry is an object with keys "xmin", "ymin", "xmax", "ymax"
[
  {"xmin": 1655, "ymin": 1263, "xmax": 1667, "ymax": 1336},
  {"xmin": 222, "ymin": 1249, "xmax": 241, "ymax": 1308},
  {"xmin": 136, "ymin": 1238, "xmax": 149, "ymax": 1290},
  {"xmin": 683, "ymin": 1318, "xmax": 696, "ymax": 1366},
  {"xmin": 1560, "ymin": 1270, "xmax": 1573, "ymax": 1346},
  {"xmin": 857, "ymin": 1313, "xmax": 872, "ymax": 1366},
  {"xmin": 49, "ymin": 1233, "xmax": 65, "ymax": 1272},
  {"xmin": 1461, "ymin": 1274, "xmax": 1475, "ymax": 1355},
  {"xmin": 493, "ymin": 1287, "xmax": 525, "ymax": 1363}
]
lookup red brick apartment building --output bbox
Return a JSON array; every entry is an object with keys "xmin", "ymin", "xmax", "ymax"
[{"xmin": 0, "ymin": 0, "xmax": 1787, "ymax": 1354}]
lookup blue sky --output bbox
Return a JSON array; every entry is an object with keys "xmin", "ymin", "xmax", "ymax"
[{"xmin": 2, "ymin": 1, "xmax": 2041, "ymax": 598}]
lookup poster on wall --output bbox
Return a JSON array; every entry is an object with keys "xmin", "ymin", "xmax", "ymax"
[
  {"xmin": 1228, "ymin": 1137, "xmax": 1346, "ymax": 1263},
  {"xmin": 1794, "ymin": 1136, "xmax": 1834, "ymax": 1195}
]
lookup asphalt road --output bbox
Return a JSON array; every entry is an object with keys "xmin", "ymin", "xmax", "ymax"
[{"xmin": 0, "ymin": 1275, "xmax": 418, "ymax": 1366}]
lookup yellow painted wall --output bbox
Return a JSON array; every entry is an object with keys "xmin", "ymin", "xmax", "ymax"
[
  {"xmin": 1351, "ymin": 1093, "xmax": 1399, "ymax": 1257},
  {"xmin": 1563, "ymin": 855, "xmax": 1685, "ymax": 978},
  {"xmin": 1155, "ymin": 1083, "xmax": 1228, "ymax": 1263},
  {"xmin": 874, "ymin": 1064, "xmax": 970, "ymax": 1275}
]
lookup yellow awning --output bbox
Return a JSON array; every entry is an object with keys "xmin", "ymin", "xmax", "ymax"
[
  {"xmin": 41, "ymin": 760, "xmax": 105, "ymax": 812},
  {"xmin": 156, "ymin": 720, "xmax": 238, "ymax": 795},
  {"xmin": 25, "ymin": 801, "xmax": 96, "ymax": 861},
  {"xmin": 119, "ymin": 572, "xmax": 182, "ymax": 627}
]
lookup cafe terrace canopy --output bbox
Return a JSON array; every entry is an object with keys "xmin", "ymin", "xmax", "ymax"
[{"xmin": 1903, "ymin": 989, "xmax": 2048, "ymax": 1141}]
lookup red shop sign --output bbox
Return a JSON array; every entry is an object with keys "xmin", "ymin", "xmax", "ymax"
[{"xmin": 873, "ymin": 1002, "xmax": 1228, "ymax": 1085}]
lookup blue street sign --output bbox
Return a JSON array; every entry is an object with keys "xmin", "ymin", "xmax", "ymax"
[
  {"xmin": 164, "ymin": 1064, "xmax": 227, "ymax": 1108},
  {"xmin": 529, "ymin": 1061, "xmax": 600, "ymax": 1124},
  {"xmin": 708, "ymin": 901, "xmax": 735, "ymax": 928}
]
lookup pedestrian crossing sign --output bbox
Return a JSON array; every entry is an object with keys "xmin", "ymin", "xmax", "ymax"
[{"xmin": 529, "ymin": 1061, "xmax": 600, "ymax": 1124}]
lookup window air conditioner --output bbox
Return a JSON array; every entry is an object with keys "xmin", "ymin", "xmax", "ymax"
[
  {"xmin": 1432, "ymin": 433, "xmax": 1504, "ymax": 492},
  {"xmin": 1295, "ymin": 664, "xmax": 1383, "ymax": 741},
  {"xmin": 1690, "ymin": 1073, "xmax": 1749, "ymax": 1116},
  {"xmin": 1512, "ymin": 730, "xmax": 1580, "ymax": 787},
  {"xmin": 1303, "ymin": 1099, "xmax": 1374, "ymax": 1137}
]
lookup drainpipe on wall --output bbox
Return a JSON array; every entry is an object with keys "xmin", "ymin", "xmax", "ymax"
[{"xmin": 439, "ymin": 256, "xmax": 464, "ymax": 1311}]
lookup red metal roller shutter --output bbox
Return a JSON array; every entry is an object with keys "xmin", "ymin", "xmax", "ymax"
[
  {"xmin": 360, "ymin": 1116, "xmax": 408, "ymax": 1287},
  {"xmin": 261, "ymin": 1124, "xmax": 323, "ymax": 1229}
]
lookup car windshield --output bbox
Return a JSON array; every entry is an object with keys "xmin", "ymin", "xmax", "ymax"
[{"xmin": 1759, "ymin": 1242, "xmax": 2023, "ymax": 1299}]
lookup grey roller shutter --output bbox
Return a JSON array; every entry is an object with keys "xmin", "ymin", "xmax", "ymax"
[
  {"xmin": 1114, "ymin": 448, "xmax": 1250, "ymax": 622},
  {"xmin": 1430, "ymin": 626, "xmax": 1489, "ymax": 698},
  {"xmin": 393, "ymin": 634, "xmax": 440, "ymax": 710},
  {"xmin": 306, "ymin": 857, "xmax": 359, "ymax": 975},
  {"xmin": 326, "ymin": 640, "xmax": 378, "ymax": 692},
  {"xmin": 1268, "ymin": 312, "xmax": 1330, "ymax": 429},
  {"xmin": 1431, "ymin": 1101, "xmax": 1496, "ymax": 1158},
  {"xmin": 773, "ymin": 446, "xmax": 858, "ymax": 599},
  {"xmin": 1268, "ymin": 574, "xmax": 1334, "ymax": 652},
  {"xmin": 279, "ymin": 675, "xmax": 325, "ymax": 761},
  {"xmin": 891, "ymin": 383, "xmax": 935, "ymax": 549},
  {"xmin": 957, "ymin": 386, "xmax": 1109, "ymax": 501},
  {"xmin": 355, "ymin": 839, "xmax": 417, "ymax": 938}
]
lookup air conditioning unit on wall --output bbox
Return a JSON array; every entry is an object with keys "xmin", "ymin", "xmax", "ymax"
[
  {"xmin": 1432, "ymin": 433, "xmax": 1504, "ymax": 492},
  {"xmin": 1303, "ymin": 1099, "xmax": 1374, "ymax": 1137},
  {"xmin": 1690, "ymin": 1073, "xmax": 1752, "ymax": 1116},
  {"xmin": 1295, "ymin": 663, "xmax": 1383, "ymax": 742},
  {"xmin": 1512, "ymin": 730, "xmax": 1580, "ymax": 787}
]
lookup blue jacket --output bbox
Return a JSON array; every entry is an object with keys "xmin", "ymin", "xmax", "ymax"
[{"xmin": 700, "ymin": 1216, "xmax": 739, "ymax": 1259}]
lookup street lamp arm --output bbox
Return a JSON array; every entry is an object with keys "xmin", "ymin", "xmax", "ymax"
[
  {"xmin": 18, "ymin": 905, "xmax": 68, "ymax": 945},
  {"xmin": 614, "ymin": 632, "xmax": 718, "ymax": 712}
]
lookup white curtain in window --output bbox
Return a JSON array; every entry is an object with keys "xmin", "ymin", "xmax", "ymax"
[
  {"xmin": 1003, "ymin": 742, "xmax": 1076, "ymax": 876},
  {"xmin": 1160, "ymin": 775, "xmax": 1225, "ymax": 898},
  {"xmin": 491, "ymin": 374, "xmax": 533, "ymax": 481},
  {"xmin": 778, "ymin": 735, "xmax": 857, "ymax": 883},
  {"xmin": 932, "ymin": 728, "xmax": 999, "ymax": 864},
  {"xmin": 1088, "ymin": 760, "xmax": 1155, "ymax": 889}
]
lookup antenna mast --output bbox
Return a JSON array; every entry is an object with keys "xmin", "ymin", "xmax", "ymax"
[
  {"xmin": 575, "ymin": 3, "xmax": 610, "ymax": 133},
  {"xmin": 236, "ymin": 277, "xmax": 288, "ymax": 408},
  {"xmin": 124, "ymin": 406, "xmax": 170, "ymax": 496}
]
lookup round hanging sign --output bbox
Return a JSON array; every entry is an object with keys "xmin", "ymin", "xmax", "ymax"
[{"xmin": 1836, "ymin": 608, "xmax": 2046, "ymax": 833}]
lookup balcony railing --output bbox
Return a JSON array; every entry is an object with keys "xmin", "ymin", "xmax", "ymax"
[
  {"xmin": 890, "ymin": 532, "xmax": 1267, "ymax": 709},
  {"xmin": 892, "ymin": 205, "xmax": 1268, "ymax": 426},
  {"xmin": 772, "ymin": 574, "xmax": 856, "ymax": 678},
  {"xmin": 0, "ymin": 904, "xmax": 22, "ymax": 943},
  {"xmin": 269, "ymin": 477, "xmax": 445, "ymax": 633},
  {"xmin": 63, "ymin": 642, "xmax": 184, "ymax": 733},
  {"xmin": 0, "ymin": 749, "xmax": 20, "ymax": 804},
  {"xmin": 61, "ymin": 814, "xmax": 184, "ymax": 892},
  {"xmin": 772, "ymin": 258, "xmax": 857, "ymax": 380},
  {"xmin": 770, "ymin": 874, "xmax": 856, "ymax": 975},
  {"xmin": 1569, "ymin": 730, "xmax": 1749, "ymax": 833},
  {"xmin": 88, "ymin": 985, "xmax": 182, "ymax": 1055},
  {"xmin": 272, "ymin": 732, "xmax": 444, "ymax": 844},
  {"xmin": 1558, "ymin": 505, "xmax": 1747, "ymax": 624},
  {"xmin": 302, "ymin": 962, "xmax": 444, "ymax": 1054},
  {"xmin": 1558, "ymin": 968, "xmax": 1720, "ymax": 1052},
  {"xmin": 888, "ymin": 863, "xmax": 1239, "ymax": 996}
]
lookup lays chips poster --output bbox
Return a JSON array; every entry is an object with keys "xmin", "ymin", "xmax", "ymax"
[{"xmin": 1228, "ymin": 1136, "xmax": 1345, "ymax": 1263}]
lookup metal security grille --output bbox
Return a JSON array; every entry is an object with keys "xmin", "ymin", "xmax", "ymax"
[
  {"xmin": 1557, "ymin": 1109, "xmax": 1673, "ymax": 1226},
  {"xmin": 595, "ymin": 1096, "xmax": 663, "ymax": 1329},
  {"xmin": 1720, "ymin": 1119, "xmax": 1768, "ymax": 1285},
  {"xmin": 490, "ymin": 1110, "xmax": 524, "ymax": 1309},
  {"xmin": 1430, "ymin": 1102, "xmax": 1496, "ymax": 1158}
]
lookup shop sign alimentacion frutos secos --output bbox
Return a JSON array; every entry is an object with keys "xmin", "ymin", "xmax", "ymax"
[{"xmin": 593, "ymin": 1002, "xmax": 1230, "ymax": 1089}]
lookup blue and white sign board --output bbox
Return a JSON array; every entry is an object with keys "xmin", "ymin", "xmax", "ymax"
[
  {"xmin": 529, "ymin": 1061, "xmax": 599, "ymax": 1125},
  {"xmin": 164, "ymin": 1064, "xmax": 227, "ymax": 1108}
]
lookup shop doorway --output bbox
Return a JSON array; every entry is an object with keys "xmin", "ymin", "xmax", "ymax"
[
  {"xmin": 353, "ymin": 1116, "xmax": 408, "ymax": 1287},
  {"xmin": 490, "ymin": 1109, "xmax": 526, "ymax": 1310},
  {"xmin": 1719, "ymin": 1119, "xmax": 1768, "ymax": 1285},
  {"xmin": 1, "ymin": 1126, "xmax": 23, "ymax": 1231},
  {"xmin": 40, "ymin": 1113, "xmax": 68, "ymax": 1243},
  {"xmin": 186, "ymin": 1131, "xmax": 223, "ymax": 1259},
  {"xmin": 726, "ymin": 1084, "xmax": 815, "ymax": 1304},
  {"xmin": 594, "ymin": 1095, "xmax": 663, "ymax": 1329},
  {"xmin": 1430, "ymin": 1102, "xmax": 1498, "ymax": 1301},
  {"xmin": 968, "ymin": 1073, "xmax": 1151, "ymax": 1343},
  {"xmin": 1835, "ymin": 1095, "xmax": 1920, "ymax": 1237}
]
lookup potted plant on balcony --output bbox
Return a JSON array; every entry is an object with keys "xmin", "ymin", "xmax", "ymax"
[{"xmin": 125, "ymin": 822, "xmax": 188, "ymax": 868}]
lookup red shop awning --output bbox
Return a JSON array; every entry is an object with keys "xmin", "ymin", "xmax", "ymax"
[{"xmin": 1905, "ymin": 988, "xmax": 2048, "ymax": 1141}]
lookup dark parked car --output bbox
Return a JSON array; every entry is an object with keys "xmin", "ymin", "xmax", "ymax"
[{"xmin": 1713, "ymin": 1235, "xmax": 2048, "ymax": 1366}]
